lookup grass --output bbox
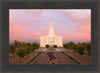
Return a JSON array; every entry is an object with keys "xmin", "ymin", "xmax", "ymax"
[
  {"xmin": 48, "ymin": 47, "xmax": 55, "ymax": 50},
  {"xmin": 27, "ymin": 52, "xmax": 41, "ymax": 64},
  {"xmin": 62, "ymin": 52, "xmax": 80, "ymax": 64}
]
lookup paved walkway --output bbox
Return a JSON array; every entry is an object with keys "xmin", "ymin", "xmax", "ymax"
[{"xmin": 30, "ymin": 52, "xmax": 78, "ymax": 64}]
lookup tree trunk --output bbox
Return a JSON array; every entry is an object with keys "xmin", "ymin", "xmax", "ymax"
[
  {"xmin": 23, "ymin": 57, "xmax": 24, "ymax": 64},
  {"xmin": 20, "ymin": 57, "xmax": 21, "ymax": 64}
]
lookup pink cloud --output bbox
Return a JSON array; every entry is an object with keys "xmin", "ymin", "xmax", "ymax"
[
  {"xmin": 58, "ymin": 20, "xmax": 64, "ymax": 23},
  {"xmin": 9, "ymin": 9, "xmax": 91, "ymax": 44}
]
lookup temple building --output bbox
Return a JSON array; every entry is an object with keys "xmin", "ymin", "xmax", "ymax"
[{"xmin": 40, "ymin": 19, "xmax": 63, "ymax": 47}]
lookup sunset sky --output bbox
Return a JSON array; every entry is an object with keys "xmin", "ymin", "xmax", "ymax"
[{"xmin": 9, "ymin": 9, "xmax": 91, "ymax": 44}]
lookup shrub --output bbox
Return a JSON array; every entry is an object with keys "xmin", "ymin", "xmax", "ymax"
[
  {"xmin": 14, "ymin": 40, "xmax": 18, "ymax": 46},
  {"xmin": 53, "ymin": 45, "xmax": 57, "ymax": 48},
  {"xmin": 45, "ymin": 44, "xmax": 49, "ymax": 48},
  {"xmin": 9, "ymin": 45, "xmax": 16, "ymax": 53},
  {"xmin": 85, "ymin": 43, "xmax": 91, "ymax": 56},
  {"xmin": 26, "ymin": 47, "xmax": 31, "ymax": 54},
  {"xmin": 32, "ymin": 42, "xmax": 39, "ymax": 51},
  {"xmin": 63, "ymin": 41, "xmax": 75, "ymax": 50},
  {"xmin": 77, "ymin": 45, "xmax": 84, "ymax": 55}
]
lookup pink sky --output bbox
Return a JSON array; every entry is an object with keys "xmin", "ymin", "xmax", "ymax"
[{"xmin": 9, "ymin": 9, "xmax": 91, "ymax": 44}]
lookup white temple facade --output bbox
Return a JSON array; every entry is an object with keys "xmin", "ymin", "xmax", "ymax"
[{"xmin": 40, "ymin": 19, "xmax": 63, "ymax": 47}]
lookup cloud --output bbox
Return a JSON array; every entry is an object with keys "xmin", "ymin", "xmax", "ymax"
[{"xmin": 9, "ymin": 9, "xmax": 91, "ymax": 44}]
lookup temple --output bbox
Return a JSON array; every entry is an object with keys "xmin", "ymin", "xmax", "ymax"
[{"xmin": 40, "ymin": 18, "xmax": 63, "ymax": 47}]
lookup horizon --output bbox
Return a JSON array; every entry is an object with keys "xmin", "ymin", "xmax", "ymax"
[
  {"xmin": 9, "ymin": 40, "xmax": 91, "ymax": 45},
  {"xmin": 9, "ymin": 9, "xmax": 91, "ymax": 44}
]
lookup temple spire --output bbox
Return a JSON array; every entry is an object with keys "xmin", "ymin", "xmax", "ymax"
[
  {"xmin": 50, "ymin": 16, "xmax": 53, "ymax": 26},
  {"xmin": 48, "ymin": 16, "xmax": 54, "ymax": 36}
]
